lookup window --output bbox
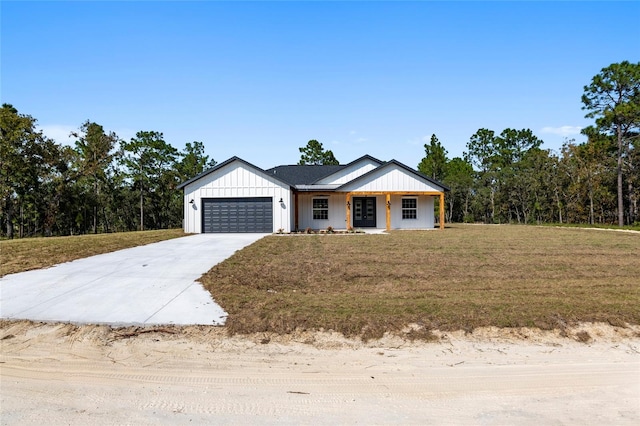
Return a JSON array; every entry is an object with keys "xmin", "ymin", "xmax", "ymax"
[
  {"xmin": 402, "ymin": 198, "xmax": 417, "ymax": 219},
  {"xmin": 313, "ymin": 198, "xmax": 329, "ymax": 220}
]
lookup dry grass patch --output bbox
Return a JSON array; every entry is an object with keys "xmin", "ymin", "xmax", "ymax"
[
  {"xmin": 201, "ymin": 225, "xmax": 640, "ymax": 340},
  {"xmin": 0, "ymin": 229, "xmax": 185, "ymax": 277}
]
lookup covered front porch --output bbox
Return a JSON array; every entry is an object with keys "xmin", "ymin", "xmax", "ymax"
[
  {"xmin": 293, "ymin": 191, "xmax": 445, "ymax": 231},
  {"xmin": 345, "ymin": 191, "xmax": 445, "ymax": 231}
]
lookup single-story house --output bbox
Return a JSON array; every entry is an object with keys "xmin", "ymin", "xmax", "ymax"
[{"xmin": 177, "ymin": 155, "xmax": 449, "ymax": 233}]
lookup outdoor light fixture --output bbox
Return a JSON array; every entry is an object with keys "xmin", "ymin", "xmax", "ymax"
[
  {"xmin": 279, "ymin": 198, "xmax": 283, "ymax": 203},
  {"xmin": 346, "ymin": 201, "xmax": 350, "ymax": 207},
  {"xmin": 189, "ymin": 199, "xmax": 194, "ymax": 204},
  {"xmin": 387, "ymin": 201, "xmax": 391, "ymax": 207}
]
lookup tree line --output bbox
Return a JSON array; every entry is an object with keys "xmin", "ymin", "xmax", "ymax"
[
  {"xmin": 1, "ymin": 61, "xmax": 637, "ymax": 238},
  {"xmin": 1, "ymin": 106, "xmax": 215, "ymax": 238},
  {"xmin": 418, "ymin": 61, "xmax": 639, "ymax": 227}
]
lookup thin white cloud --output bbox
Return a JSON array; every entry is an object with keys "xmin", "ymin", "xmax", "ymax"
[
  {"xmin": 349, "ymin": 130, "xmax": 357, "ymax": 135},
  {"xmin": 37, "ymin": 124, "xmax": 77, "ymax": 146},
  {"xmin": 355, "ymin": 137, "xmax": 368, "ymax": 143},
  {"xmin": 541, "ymin": 126, "xmax": 583, "ymax": 136},
  {"xmin": 407, "ymin": 136, "xmax": 431, "ymax": 146}
]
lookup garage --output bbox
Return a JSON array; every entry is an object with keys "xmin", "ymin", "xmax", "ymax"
[
  {"xmin": 178, "ymin": 157, "xmax": 292, "ymax": 233},
  {"xmin": 202, "ymin": 197, "xmax": 273, "ymax": 233}
]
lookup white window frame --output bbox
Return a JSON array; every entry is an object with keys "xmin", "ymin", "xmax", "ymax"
[
  {"xmin": 313, "ymin": 198, "xmax": 329, "ymax": 220},
  {"xmin": 402, "ymin": 198, "xmax": 417, "ymax": 220}
]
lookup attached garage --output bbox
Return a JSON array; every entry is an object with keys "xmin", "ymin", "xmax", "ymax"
[
  {"xmin": 178, "ymin": 155, "xmax": 448, "ymax": 234},
  {"xmin": 178, "ymin": 157, "xmax": 293, "ymax": 234},
  {"xmin": 202, "ymin": 197, "xmax": 273, "ymax": 233}
]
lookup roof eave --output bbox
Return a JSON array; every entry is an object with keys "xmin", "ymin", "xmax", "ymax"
[
  {"xmin": 334, "ymin": 159, "xmax": 450, "ymax": 192},
  {"xmin": 309, "ymin": 154, "xmax": 384, "ymax": 184},
  {"xmin": 177, "ymin": 156, "xmax": 293, "ymax": 190}
]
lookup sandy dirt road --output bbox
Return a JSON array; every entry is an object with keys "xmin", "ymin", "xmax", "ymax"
[{"xmin": 1, "ymin": 321, "xmax": 639, "ymax": 425}]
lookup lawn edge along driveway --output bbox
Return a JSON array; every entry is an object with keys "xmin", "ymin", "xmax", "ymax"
[{"xmin": 0, "ymin": 234, "xmax": 266, "ymax": 326}]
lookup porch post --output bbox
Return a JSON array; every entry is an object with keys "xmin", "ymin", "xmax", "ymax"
[
  {"xmin": 439, "ymin": 192, "xmax": 445, "ymax": 230},
  {"xmin": 386, "ymin": 193, "xmax": 391, "ymax": 231},
  {"xmin": 346, "ymin": 192, "xmax": 352, "ymax": 230}
]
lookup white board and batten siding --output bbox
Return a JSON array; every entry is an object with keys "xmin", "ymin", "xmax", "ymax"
[
  {"xmin": 297, "ymin": 193, "xmax": 348, "ymax": 231},
  {"xmin": 315, "ymin": 158, "xmax": 380, "ymax": 185},
  {"xmin": 339, "ymin": 165, "xmax": 443, "ymax": 193},
  {"xmin": 182, "ymin": 162, "xmax": 292, "ymax": 233},
  {"xmin": 389, "ymin": 195, "xmax": 435, "ymax": 229},
  {"xmin": 339, "ymin": 165, "xmax": 441, "ymax": 229}
]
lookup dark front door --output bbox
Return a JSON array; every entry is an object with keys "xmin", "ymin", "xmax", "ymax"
[{"xmin": 353, "ymin": 197, "xmax": 376, "ymax": 228}]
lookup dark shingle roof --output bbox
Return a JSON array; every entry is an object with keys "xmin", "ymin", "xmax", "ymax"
[
  {"xmin": 265, "ymin": 165, "xmax": 345, "ymax": 186},
  {"xmin": 265, "ymin": 155, "xmax": 384, "ymax": 186},
  {"xmin": 177, "ymin": 155, "xmax": 452, "ymax": 193}
]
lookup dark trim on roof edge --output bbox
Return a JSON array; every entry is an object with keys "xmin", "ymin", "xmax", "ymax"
[
  {"xmin": 309, "ymin": 154, "xmax": 385, "ymax": 184},
  {"xmin": 177, "ymin": 156, "xmax": 449, "ymax": 192},
  {"xmin": 334, "ymin": 159, "xmax": 451, "ymax": 192},
  {"xmin": 176, "ymin": 156, "xmax": 293, "ymax": 190}
]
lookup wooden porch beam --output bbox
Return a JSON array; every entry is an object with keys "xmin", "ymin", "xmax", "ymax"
[
  {"xmin": 385, "ymin": 193, "xmax": 391, "ymax": 231},
  {"xmin": 439, "ymin": 192, "xmax": 445, "ymax": 230},
  {"xmin": 346, "ymin": 192, "xmax": 352, "ymax": 230},
  {"xmin": 336, "ymin": 191, "xmax": 443, "ymax": 196}
]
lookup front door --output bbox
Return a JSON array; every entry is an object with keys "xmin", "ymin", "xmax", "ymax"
[{"xmin": 353, "ymin": 197, "xmax": 376, "ymax": 228}]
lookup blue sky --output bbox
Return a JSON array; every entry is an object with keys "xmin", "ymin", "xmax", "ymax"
[{"xmin": 2, "ymin": 1, "xmax": 639, "ymax": 169}]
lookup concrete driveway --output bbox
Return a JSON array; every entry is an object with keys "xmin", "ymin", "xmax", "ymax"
[{"xmin": 0, "ymin": 233, "xmax": 266, "ymax": 326}]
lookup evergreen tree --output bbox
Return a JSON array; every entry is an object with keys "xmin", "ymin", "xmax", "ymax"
[{"xmin": 298, "ymin": 140, "xmax": 339, "ymax": 165}]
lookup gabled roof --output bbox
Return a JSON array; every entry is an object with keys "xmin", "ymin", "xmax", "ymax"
[
  {"xmin": 335, "ymin": 159, "xmax": 450, "ymax": 192},
  {"xmin": 330, "ymin": 154, "xmax": 383, "ymax": 172},
  {"xmin": 265, "ymin": 155, "xmax": 384, "ymax": 186},
  {"xmin": 177, "ymin": 155, "xmax": 449, "ymax": 192},
  {"xmin": 177, "ymin": 156, "xmax": 293, "ymax": 190},
  {"xmin": 311, "ymin": 155, "xmax": 384, "ymax": 184}
]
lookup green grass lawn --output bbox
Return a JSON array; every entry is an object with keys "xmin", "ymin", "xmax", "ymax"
[
  {"xmin": 3, "ymin": 225, "xmax": 637, "ymax": 341},
  {"xmin": 201, "ymin": 225, "xmax": 640, "ymax": 339},
  {"xmin": 0, "ymin": 229, "xmax": 186, "ymax": 277}
]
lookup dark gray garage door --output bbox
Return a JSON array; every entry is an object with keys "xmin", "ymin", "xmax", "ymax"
[{"xmin": 202, "ymin": 197, "xmax": 273, "ymax": 233}]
